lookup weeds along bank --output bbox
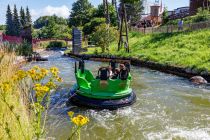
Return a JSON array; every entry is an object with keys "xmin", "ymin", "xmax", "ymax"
[
  {"xmin": 86, "ymin": 29, "xmax": 210, "ymax": 73},
  {"xmin": 0, "ymin": 52, "xmax": 33, "ymax": 139},
  {"xmin": 0, "ymin": 46, "xmax": 89, "ymax": 139}
]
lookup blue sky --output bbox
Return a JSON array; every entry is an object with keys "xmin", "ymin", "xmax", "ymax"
[{"xmin": 0, "ymin": 0, "xmax": 189, "ymax": 24}]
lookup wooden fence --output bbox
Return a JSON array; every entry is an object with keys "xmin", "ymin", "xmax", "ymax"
[{"xmin": 131, "ymin": 20, "xmax": 210, "ymax": 34}]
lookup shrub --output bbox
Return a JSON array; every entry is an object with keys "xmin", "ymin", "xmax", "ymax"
[
  {"xmin": 47, "ymin": 41, "xmax": 66, "ymax": 48},
  {"xmin": 83, "ymin": 18, "xmax": 106, "ymax": 35},
  {"xmin": 91, "ymin": 24, "xmax": 119, "ymax": 53},
  {"xmin": 1, "ymin": 41, "xmax": 32, "ymax": 57},
  {"xmin": 193, "ymin": 8, "xmax": 210, "ymax": 22}
]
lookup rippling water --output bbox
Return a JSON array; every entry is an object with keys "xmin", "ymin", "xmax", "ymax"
[{"xmin": 25, "ymin": 51, "xmax": 210, "ymax": 140}]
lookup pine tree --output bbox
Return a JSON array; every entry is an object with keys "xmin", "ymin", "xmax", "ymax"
[
  {"xmin": 26, "ymin": 6, "xmax": 32, "ymax": 25},
  {"xmin": 5, "ymin": 5, "xmax": 14, "ymax": 35},
  {"xmin": 13, "ymin": 5, "xmax": 21, "ymax": 36},
  {"xmin": 20, "ymin": 6, "xmax": 26, "ymax": 28}
]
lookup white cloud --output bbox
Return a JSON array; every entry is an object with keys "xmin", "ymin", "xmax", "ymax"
[{"xmin": 31, "ymin": 5, "xmax": 70, "ymax": 21}]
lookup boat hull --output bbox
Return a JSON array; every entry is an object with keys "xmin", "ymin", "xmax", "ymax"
[{"xmin": 67, "ymin": 85, "xmax": 136, "ymax": 110}]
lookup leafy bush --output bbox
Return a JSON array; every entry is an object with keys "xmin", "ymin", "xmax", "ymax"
[
  {"xmin": 193, "ymin": 8, "xmax": 210, "ymax": 22},
  {"xmin": 0, "ymin": 25, "xmax": 6, "ymax": 30},
  {"xmin": 91, "ymin": 24, "xmax": 119, "ymax": 53},
  {"xmin": 1, "ymin": 41, "xmax": 32, "ymax": 57},
  {"xmin": 83, "ymin": 18, "xmax": 106, "ymax": 35},
  {"xmin": 47, "ymin": 41, "xmax": 66, "ymax": 48},
  {"xmin": 16, "ymin": 41, "xmax": 33, "ymax": 57}
]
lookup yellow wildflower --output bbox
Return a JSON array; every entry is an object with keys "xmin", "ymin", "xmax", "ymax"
[
  {"xmin": 17, "ymin": 70, "xmax": 27, "ymax": 80},
  {"xmin": 68, "ymin": 111, "xmax": 74, "ymax": 118},
  {"xmin": 41, "ymin": 68, "xmax": 49, "ymax": 76},
  {"xmin": 56, "ymin": 77, "xmax": 63, "ymax": 82},
  {"xmin": 45, "ymin": 81, "xmax": 57, "ymax": 89},
  {"xmin": 71, "ymin": 115, "xmax": 89, "ymax": 127},
  {"xmin": 34, "ymin": 84, "xmax": 50, "ymax": 97},
  {"xmin": 28, "ymin": 69, "xmax": 36, "ymax": 77},
  {"xmin": 0, "ymin": 82, "xmax": 11, "ymax": 93},
  {"xmin": 50, "ymin": 67, "xmax": 59, "ymax": 76}
]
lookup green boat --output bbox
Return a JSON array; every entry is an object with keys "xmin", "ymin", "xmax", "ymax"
[{"xmin": 68, "ymin": 60, "xmax": 136, "ymax": 109}]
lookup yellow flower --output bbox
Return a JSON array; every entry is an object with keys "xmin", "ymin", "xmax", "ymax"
[
  {"xmin": 41, "ymin": 68, "xmax": 49, "ymax": 76},
  {"xmin": 17, "ymin": 70, "xmax": 27, "ymax": 80},
  {"xmin": 71, "ymin": 115, "xmax": 89, "ymax": 127},
  {"xmin": 0, "ymin": 82, "xmax": 11, "ymax": 93},
  {"xmin": 33, "ymin": 84, "xmax": 50, "ymax": 97},
  {"xmin": 56, "ymin": 77, "xmax": 63, "ymax": 82},
  {"xmin": 50, "ymin": 67, "xmax": 59, "ymax": 76},
  {"xmin": 45, "ymin": 81, "xmax": 57, "ymax": 89},
  {"xmin": 68, "ymin": 111, "xmax": 74, "ymax": 118},
  {"xmin": 28, "ymin": 69, "xmax": 36, "ymax": 77}
]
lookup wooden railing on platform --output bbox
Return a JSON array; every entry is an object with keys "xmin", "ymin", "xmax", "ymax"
[{"xmin": 131, "ymin": 20, "xmax": 210, "ymax": 34}]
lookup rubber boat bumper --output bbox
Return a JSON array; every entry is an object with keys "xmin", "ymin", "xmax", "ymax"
[{"xmin": 68, "ymin": 84, "xmax": 136, "ymax": 110}]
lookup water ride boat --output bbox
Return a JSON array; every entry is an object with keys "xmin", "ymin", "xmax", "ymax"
[{"xmin": 68, "ymin": 59, "xmax": 136, "ymax": 109}]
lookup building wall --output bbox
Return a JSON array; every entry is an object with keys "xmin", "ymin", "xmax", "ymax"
[{"xmin": 190, "ymin": 0, "xmax": 210, "ymax": 15}]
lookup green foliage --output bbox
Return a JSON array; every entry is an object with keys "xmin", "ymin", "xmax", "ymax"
[
  {"xmin": 47, "ymin": 41, "xmax": 66, "ymax": 48},
  {"xmin": 0, "ymin": 25, "xmax": 6, "ymax": 31},
  {"xmin": 93, "ymin": 3, "xmax": 117, "ymax": 26},
  {"xmin": 34, "ymin": 15, "xmax": 68, "ymax": 29},
  {"xmin": 20, "ymin": 7, "xmax": 26, "ymax": 28},
  {"xmin": 34, "ymin": 15, "xmax": 71, "ymax": 39},
  {"xmin": 126, "ymin": 0, "xmax": 144, "ymax": 24},
  {"xmin": 5, "ymin": 5, "xmax": 14, "ymax": 35},
  {"xmin": 17, "ymin": 40, "xmax": 33, "ymax": 56},
  {"xmin": 69, "ymin": 0, "xmax": 94, "ymax": 27},
  {"xmin": 193, "ymin": 8, "xmax": 210, "ymax": 22},
  {"xmin": 26, "ymin": 6, "xmax": 32, "ymax": 25},
  {"xmin": 91, "ymin": 23, "xmax": 119, "ymax": 53},
  {"xmin": 5, "ymin": 5, "xmax": 31, "ymax": 36},
  {"xmin": 83, "ymin": 18, "xmax": 106, "ymax": 35},
  {"xmin": 87, "ymin": 29, "xmax": 210, "ymax": 72},
  {"xmin": 3, "ymin": 41, "xmax": 33, "ymax": 56},
  {"xmin": 13, "ymin": 5, "xmax": 21, "ymax": 36},
  {"xmin": 162, "ymin": 7, "xmax": 169, "ymax": 24}
]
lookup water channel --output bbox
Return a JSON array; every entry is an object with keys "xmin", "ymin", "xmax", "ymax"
[{"xmin": 25, "ymin": 51, "xmax": 210, "ymax": 140}]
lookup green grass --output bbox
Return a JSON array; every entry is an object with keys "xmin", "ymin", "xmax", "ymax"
[{"xmin": 85, "ymin": 29, "xmax": 210, "ymax": 72}]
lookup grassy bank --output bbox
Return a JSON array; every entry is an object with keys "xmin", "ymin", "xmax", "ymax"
[
  {"xmin": 85, "ymin": 29, "xmax": 210, "ymax": 73},
  {"xmin": 0, "ymin": 52, "xmax": 33, "ymax": 139}
]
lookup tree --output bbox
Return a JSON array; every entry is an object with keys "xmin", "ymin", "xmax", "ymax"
[
  {"xmin": 43, "ymin": 19, "xmax": 57, "ymax": 38},
  {"xmin": 92, "ymin": 23, "xmax": 119, "ymax": 53},
  {"xmin": 162, "ymin": 7, "xmax": 169, "ymax": 24},
  {"xmin": 83, "ymin": 18, "xmax": 106, "ymax": 35},
  {"xmin": 94, "ymin": 3, "xmax": 117, "ymax": 26},
  {"xmin": 20, "ymin": 7, "xmax": 26, "ymax": 28},
  {"xmin": 13, "ymin": 5, "xmax": 21, "ymax": 36},
  {"xmin": 26, "ymin": 6, "xmax": 32, "ymax": 25},
  {"xmin": 69, "ymin": 0, "xmax": 94, "ymax": 27},
  {"xmin": 5, "ymin": 5, "xmax": 14, "ymax": 35},
  {"xmin": 126, "ymin": 0, "xmax": 144, "ymax": 25},
  {"xmin": 34, "ymin": 15, "xmax": 67, "ymax": 29}
]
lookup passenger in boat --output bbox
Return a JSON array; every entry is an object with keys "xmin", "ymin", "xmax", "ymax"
[
  {"xmin": 119, "ymin": 64, "xmax": 129, "ymax": 80},
  {"xmin": 111, "ymin": 68, "xmax": 120, "ymax": 79},
  {"xmin": 97, "ymin": 67, "xmax": 110, "ymax": 80}
]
